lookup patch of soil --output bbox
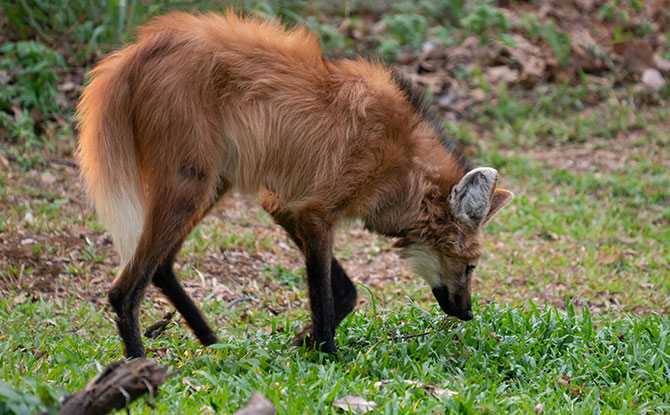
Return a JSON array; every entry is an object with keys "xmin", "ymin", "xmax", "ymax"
[
  {"xmin": 523, "ymin": 127, "xmax": 669, "ymax": 172},
  {"xmin": 526, "ymin": 136, "xmax": 646, "ymax": 172},
  {"xmin": 0, "ymin": 160, "xmax": 413, "ymax": 313}
]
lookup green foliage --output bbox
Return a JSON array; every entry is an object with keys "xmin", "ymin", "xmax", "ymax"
[
  {"xmin": 0, "ymin": 380, "xmax": 60, "ymax": 415},
  {"xmin": 461, "ymin": 1, "xmax": 509, "ymax": 43},
  {"xmin": 0, "ymin": 41, "xmax": 64, "ymax": 116},
  {"xmin": 2, "ymin": 0, "xmax": 136, "ymax": 51},
  {"xmin": 522, "ymin": 15, "xmax": 572, "ymax": 67},
  {"xmin": 382, "ymin": 13, "xmax": 430, "ymax": 51},
  {"xmin": 369, "ymin": 12, "xmax": 431, "ymax": 58},
  {"xmin": 0, "ymin": 111, "xmax": 38, "ymax": 144},
  {"xmin": 0, "ymin": 41, "xmax": 66, "ymax": 146},
  {"xmin": 305, "ymin": 18, "xmax": 347, "ymax": 51},
  {"xmin": 597, "ymin": 1, "xmax": 630, "ymax": 21}
]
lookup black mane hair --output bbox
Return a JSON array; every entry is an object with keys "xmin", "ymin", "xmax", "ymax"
[{"xmin": 391, "ymin": 70, "xmax": 473, "ymax": 173}]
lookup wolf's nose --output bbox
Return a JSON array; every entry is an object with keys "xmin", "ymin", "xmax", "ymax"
[{"xmin": 463, "ymin": 310, "xmax": 474, "ymax": 321}]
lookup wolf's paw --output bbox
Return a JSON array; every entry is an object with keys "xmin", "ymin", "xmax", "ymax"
[
  {"xmin": 198, "ymin": 331, "xmax": 220, "ymax": 346},
  {"xmin": 291, "ymin": 324, "xmax": 314, "ymax": 348}
]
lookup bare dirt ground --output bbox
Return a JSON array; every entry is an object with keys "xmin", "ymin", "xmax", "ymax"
[{"xmin": 0, "ymin": 159, "xmax": 412, "ymax": 314}]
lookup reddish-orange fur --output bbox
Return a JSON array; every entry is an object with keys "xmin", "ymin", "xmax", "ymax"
[{"xmin": 77, "ymin": 11, "xmax": 512, "ymax": 357}]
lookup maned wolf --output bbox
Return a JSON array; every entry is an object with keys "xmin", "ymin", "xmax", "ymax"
[{"xmin": 77, "ymin": 11, "xmax": 513, "ymax": 358}]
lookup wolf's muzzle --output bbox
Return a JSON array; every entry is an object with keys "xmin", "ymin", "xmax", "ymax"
[{"xmin": 431, "ymin": 286, "xmax": 473, "ymax": 321}]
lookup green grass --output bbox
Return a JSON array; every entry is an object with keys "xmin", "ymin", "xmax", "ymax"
[
  {"xmin": 464, "ymin": 90, "xmax": 670, "ymax": 314},
  {"xmin": 2, "ymin": 294, "xmax": 669, "ymax": 415}
]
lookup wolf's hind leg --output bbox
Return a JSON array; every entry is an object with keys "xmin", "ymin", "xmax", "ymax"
[
  {"xmin": 109, "ymin": 162, "xmax": 222, "ymax": 358},
  {"xmin": 151, "ymin": 180, "xmax": 230, "ymax": 346}
]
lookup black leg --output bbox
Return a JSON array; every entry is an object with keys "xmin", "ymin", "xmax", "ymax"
[
  {"xmin": 331, "ymin": 258, "xmax": 357, "ymax": 326},
  {"xmin": 152, "ymin": 258, "xmax": 219, "ymax": 345},
  {"xmin": 261, "ymin": 194, "xmax": 357, "ymax": 349},
  {"xmin": 149, "ymin": 183, "xmax": 229, "ymax": 348},
  {"xmin": 298, "ymin": 210, "xmax": 337, "ymax": 353},
  {"xmin": 109, "ymin": 257, "xmax": 161, "ymax": 358},
  {"xmin": 108, "ymin": 171, "xmax": 224, "ymax": 358}
]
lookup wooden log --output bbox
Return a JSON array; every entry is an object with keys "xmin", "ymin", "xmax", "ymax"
[{"xmin": 58, "ymin": 359, "xmax": 170, "ymax": 415}]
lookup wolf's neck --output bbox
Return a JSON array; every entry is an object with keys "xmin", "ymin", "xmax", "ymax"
[
  {"xmin": 361, "ymin": 136, "xmax": 468, "ymax": 239},
  {"xmin": 362, "ymin": 166, "xmax": 427, "ymax": 238}
]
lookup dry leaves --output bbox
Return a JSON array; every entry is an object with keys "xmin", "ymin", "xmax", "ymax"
[
  {"xmin": 373, "ymin": 379, "xmax": 458, "ymax": 398},
  {"xmin": 641, "ymin": 68, "xmax": 665, "ymax": 91},
  {"xmin": 390, "ymin": 0, "xmax": 670, "ymax": 115},
  {"xmin": 332, "ymin": 395, "xmax": 378, "ymax": 414}
]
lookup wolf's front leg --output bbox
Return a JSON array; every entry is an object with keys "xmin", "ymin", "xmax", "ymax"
[{"xmin": 296, "ymin": 209, "xmax": 337, "ymax": 354}]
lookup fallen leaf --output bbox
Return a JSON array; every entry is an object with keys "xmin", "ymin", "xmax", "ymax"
[
  {"xmin": 198, "ymin": 406, "xmax": 216, "ymax": 415},
  {"xmin": 181, "ymin": 378, "xmax": 202, "ymax": 392},
  {"xmin": 573, "ymin": 0, "xmax": 593, "ymax": 12},
  {"xmin": 522, "ymin": 56, "xmax": 547, "ymax": 79},
  {"xmin": 332, "ymin": 395, "xmax": 378, "ymax": 413},
  {"xmin": 653, "ymin": 53, "xmax": 670, "ymax": 73},
  {"xmin": 470, "ymin": 88, "xmax": 486, "ymax": 102},
  {"xmin": 31, "ymin": 348, "xmax": 48, "ymax": 360},
  {"xmin": 641, "ymin": 68, "xmax": 665, "ymax": 91},
  {"xmin": 40, "ymin": 172, "xmax": 56, "ymax": 186},
  {"xmin": 144, "ymin": 310, "xmax": 175, "ymax": 338},
  {"xmin": 234, "ymin": 394, "xmax": 275, "ymax": 415},
  {"xmin": 58, "ymin": 81, "xmax": 76, "ymax": 92},
  {"xmin": 29, "ymin": 107, "xmax": 42, "ymax": 124},
  {"xmin": 556, "ymin": 375, "xmax": 570, "ymax": 389},
  {"xmin": 508, "ymin": 35, "xmax": 547, "ymax": 79},
  {"xmin": 568, "ymin": 27, "xmax": 608, "ymax": 73},
  {"xmin": 373, "ymin": 379, "xmax": 458, "ymax": 397},
  {"xmin": 22, "ymin": 212, "xmax": 34, "ymax": 225},
  {"xmin": 13, "ymin": 293, "xmax": 28, "ymax": 305},
  {"xmin": 616, "ymin": 40, "xmax": 655, "ymax": 72},
  {"xmin": 485, "ymin": 66, "xmax": 520, "ymax": 84},
  {"xmin": 598, "ymin": 251, "xmax": 621, "ymax": 265}
]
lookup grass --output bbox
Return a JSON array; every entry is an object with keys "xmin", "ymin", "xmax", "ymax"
[{"xmin": 2, "ymin": 294, "xmax": 669, "ymax": 415}]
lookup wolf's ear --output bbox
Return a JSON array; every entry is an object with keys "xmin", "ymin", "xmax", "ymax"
[
  {"xmin": 483, "ymin": 188, "xmax": 514, "ymax": 225},
  {"xmin": 449, "ymin": 167, "xmax": 498, "ymax": 228}
]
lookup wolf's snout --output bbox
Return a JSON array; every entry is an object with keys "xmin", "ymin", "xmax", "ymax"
[{"xmin": 431, "ymin": 286, "xmax": 473, "ymax": 321}]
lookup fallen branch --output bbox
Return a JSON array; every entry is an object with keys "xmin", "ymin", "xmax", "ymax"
[{"xmin": 58, "ymin": 359, "xmax": 172, "ymax": 415}]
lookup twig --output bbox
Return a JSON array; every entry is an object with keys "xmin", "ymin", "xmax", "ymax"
[
  {"xmin": 228, "ymin": 297, "xmax": 256, "ymax": 308},
  {"xmin": 46, "ymin": 158, "xmax": 78, "ymax": 168},
  {"xmin": 387, "ymin": 330, "xmax": 434, "ymax": 341},
  {"xmin": 0, "ymin": 153, "xmax": 78, "ymax": 169},
  {"xmin": 66, "ymin": 316, "xmax": 91, "ymax": 333}
]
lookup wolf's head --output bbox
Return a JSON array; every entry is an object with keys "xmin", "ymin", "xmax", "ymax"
[{"xmin": 397, "ymin": 167, "xmax": 513, "ymax": 320}]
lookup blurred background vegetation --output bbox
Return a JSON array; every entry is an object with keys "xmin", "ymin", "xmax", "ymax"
[{"xmin": 2, "ymin": 0, "xmax": 668, "ymax": 160}]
